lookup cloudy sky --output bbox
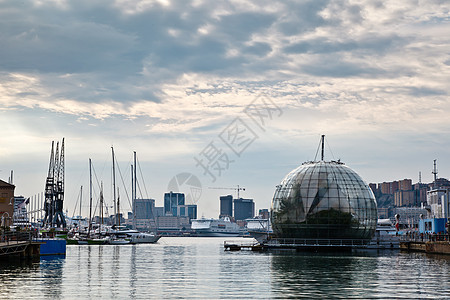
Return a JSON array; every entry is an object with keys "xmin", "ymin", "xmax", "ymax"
[{"xmin": 1, "ymin": 0, "xmax": 449, "ymax": 218}]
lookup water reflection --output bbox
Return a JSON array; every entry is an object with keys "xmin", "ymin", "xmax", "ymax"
[
  {"xmin": 270, "ymin": 251, "xmax": 380, "ymax": 298},
  {"xmin": 0, "ymin": 238, "xmax": 448, "ymax": 299},
  {"xmin": 129, "ymin": 245, "xmax": 137, "ymax": 299},
  {"xmin": 40, "ymin": 256, "xmax": 65, "ymax": 299},
  {"xmin": 270, "ymin": 250, "xmax": 450, "ymax": 299}
]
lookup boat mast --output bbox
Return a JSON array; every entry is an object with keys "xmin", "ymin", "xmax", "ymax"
[
  {"xmin": 100, "ymin": 181, "xmax": 104, "ymax": 230},
  {"xmin": 79, "ymin": 185, "xmax": 82, "ymax": 221},
  {"xmin": 117, "ymin": 187, "xmax": 121, "ymax": 226},
  {"xmin": 88, "ymin": 158, "xmax": 93, "ymax": 237},
  {"xmin": 112, "ymin": 146, "xmax": 117, "ymax": 225},
  {"xmin": 133, "ymin": 151, "xmax": 137, "ymax": 230}
]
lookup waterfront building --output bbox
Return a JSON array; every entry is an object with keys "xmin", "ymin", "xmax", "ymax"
[
  {"xmin": 176, "ymin": 204, "xmax": 197, "ymax": 221},
  {"xmin": 233, "ymin": 198, "xmax": 254, "ymax": 221},
  {"xmin": 12, "ymin": 196, "xmax": 28, "ymax": 226},
  {"xmin": 135, "ymin": 218, "xmax": 157, "ymax": 231},
  {"xmin": 271, "ymin": 160, "xmax": 377, "ymax": 240},
  {"xmin": 0, "ymin": 179, "xmax": 15, "ymax": 223},
  {"xmin": 157, "ymin": 215, "xmax": 190, "ymax": 232},
  {"xmin": 135, "ymin": 198, "xmax": 156, "ymax": 219},
  {"xmin": 426, "ymin": 188, "xmax": 449, "ymax": 219},
  {"xmin": 220, "ymin": 195, "xmax": 233, "ymax": 218},
  {"xmin": 164, "ymin": 192, "xmax": 185, "ymax": 216}
]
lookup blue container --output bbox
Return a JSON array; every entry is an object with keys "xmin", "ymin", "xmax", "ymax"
[
  {"xmin": 419, "ymin": 218, "xmax": 448, "ymax": 234},
  {"xmin": 38, "ymin": 238, "xmax": 67, "ymax": 256}
]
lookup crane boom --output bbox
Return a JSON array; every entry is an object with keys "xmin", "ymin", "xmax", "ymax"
[{"xmin": 208, "ymin": 185, "xmax": 246, "ymax": 199}]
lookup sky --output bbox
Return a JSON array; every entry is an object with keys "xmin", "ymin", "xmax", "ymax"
[{"xmin": 1, "ymin": 0, "xmax": 450, "ymax": 219}]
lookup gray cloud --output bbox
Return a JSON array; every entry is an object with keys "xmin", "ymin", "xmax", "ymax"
[
  {"xmin": 0, "ymin": 0, "xmax": 448, "ymax": 106},
  {"xmin": 284, "ymin": 35, "xmax": 403, "ymax": 55},
  {"xmin": 300, "ymin": 58, "xmax": 384, "ymax": 77},
  {"xmin": 276, "ymin": 0, "xmax": 330, "ymax": 35}
]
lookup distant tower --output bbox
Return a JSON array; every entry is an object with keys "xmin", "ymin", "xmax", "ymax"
[
  {"xmin": 419, "ymin": 171, "xmax": 422, "ymax": 184},
  {"xmin": 432, "ymin": 159, "xmax": 438, "ymax": 187}
]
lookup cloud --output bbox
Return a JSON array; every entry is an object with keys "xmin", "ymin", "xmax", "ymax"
[{"xmin": 0, "ymin": 1, "xmax": 449, "ymax": 145}]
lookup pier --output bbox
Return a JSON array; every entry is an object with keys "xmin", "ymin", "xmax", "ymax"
[
  {"xmin": 400, "ymin": 233, "xmax": 450, "ymax": 255},
  {"xmin": 224, "ymin": 240, "xmax": 264, "ymax": 251},
  {"xmin": 224, "ymin": 238, "xmax": 370, "ymax": 252},
  {"xmin": 0, "ymin": 231, "xmax": 41, "ymax": 260}
]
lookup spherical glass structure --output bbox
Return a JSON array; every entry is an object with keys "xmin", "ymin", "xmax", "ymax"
[{"xmin": 271, "ymin": 161, "xmax": 377, "ymax": 240}]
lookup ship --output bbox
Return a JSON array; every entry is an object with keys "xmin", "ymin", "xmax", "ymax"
[{"xmin": 191, "ymin": 216, "xmax": 242, "ymax": 237}]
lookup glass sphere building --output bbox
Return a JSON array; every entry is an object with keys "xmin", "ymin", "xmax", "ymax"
[{"xmin": 271, "ymin": 161, "xmax": 377, "ymax": 241}]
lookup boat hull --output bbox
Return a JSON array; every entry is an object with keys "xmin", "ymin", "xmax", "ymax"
[
  {"xmin": 129, "ymin": 234, "xmax": 160, "ymax": 244},
  {"xmin": 194, "ymin": 230, "xmax": 240, "ymax": 237}
]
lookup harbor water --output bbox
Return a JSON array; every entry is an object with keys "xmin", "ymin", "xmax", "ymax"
[{"xmin": 0, "ymin": 237, "xmax": 449, "ymax": 299}]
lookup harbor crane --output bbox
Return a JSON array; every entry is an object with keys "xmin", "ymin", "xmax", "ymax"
[
  {"xmin": 208, "ymin": 185, "xmax": 246, "ymax": 199},
  {"xmin": 42, "ymin": 138, "xmax": 67, "ymax": 228}
]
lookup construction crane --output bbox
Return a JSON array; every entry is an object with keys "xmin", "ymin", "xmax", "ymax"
[
  {"xmin": 42, "ymin": 138, "xmax": 67, "ymax": 228},
  {"xmin": 208, "ymin": 185, "xmax": 246, "ymax": 199}
]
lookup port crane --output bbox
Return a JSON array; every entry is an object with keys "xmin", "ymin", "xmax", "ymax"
[
  {"xmin": 208, "ymin": 185, "xmax": 246, "ymax": 199},
  {"xmin": 42, "ymin": 138, "xmax": 67, "ymax": 228}
]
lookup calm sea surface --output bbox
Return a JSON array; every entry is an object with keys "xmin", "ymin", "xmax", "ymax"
[{"xmin": 0, "ymin": 237, "xmax": 449, "ymax": 299}]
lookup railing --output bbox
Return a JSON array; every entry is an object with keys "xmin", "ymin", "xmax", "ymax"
[
  {"xmin": 0, "ymin": 230, "xmax": 34, "ymax": 245},
  {"xmin": 400, "ymin": 232, "xmax": 449, "ymax": 243},
  {"xmin": 264, "ymin": 238, "xmax": 368, "ymax": 247}
]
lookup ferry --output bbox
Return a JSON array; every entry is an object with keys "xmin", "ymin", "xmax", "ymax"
[{"xmin": 191, "ymin": 217, "xmax": 242, "ymax": 237}]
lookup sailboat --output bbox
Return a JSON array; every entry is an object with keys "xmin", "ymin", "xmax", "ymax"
[
  {"xmin": 75, "ymin": 158, "xmax": 109, "ymax": 245},
  {"xmin": 108, "ymin": 151, "xmax": 160, "ymax": 244}
]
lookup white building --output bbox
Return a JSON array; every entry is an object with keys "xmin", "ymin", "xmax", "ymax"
[{"xmin": 426, "ymin": 188, "xmax": 449, "ymax": 219}]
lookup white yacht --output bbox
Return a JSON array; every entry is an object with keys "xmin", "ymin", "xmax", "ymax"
[
  {"xmin": 191, "ymin": 217, "xmax": 242, "ymax": 237},
  {"xmin": 366, "ymin": 219, "xmax": 400, "ymax": 249},
  {"xmin": 108, "ymin": 226, "xmax": 160, "ymax": 244}
]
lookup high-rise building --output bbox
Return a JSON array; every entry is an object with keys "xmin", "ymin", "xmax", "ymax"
[
  {"xmin": 176, "ymin": 204, "xmax": 197, "ymax": 221},
  {"xmin": 394, "ymin": 190, "xmax": 414, "ymax": 207},
  {"xmin": 220, "ymin": 195, "xmax": 233, "ymax": 218},
  {"xmin": 135, "ymin": 198, "xmax": 156, "ymax": 219},
  {"xmin": 258, "ymin": 208, "xmax": 269, "ymax": 219},
  {"xmin": 399, "ymin": 179, "xmax": 412, "ymax": 191},
  {"xmin": 164, "ymin": 192, "xmax": 185, "ymax": 216},
  {"xmin": 233, "ymin": 198, "xmax": 254, "ymax": 221}
]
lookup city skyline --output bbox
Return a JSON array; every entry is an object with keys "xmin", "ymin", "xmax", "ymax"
[{"xmin": 1, "ymin": 1, "xmax": 450, "ymax": 218}]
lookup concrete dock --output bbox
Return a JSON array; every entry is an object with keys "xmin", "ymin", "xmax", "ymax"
[{"xmin": 400, "ymin": 241, "xmax": 450, "ymax": 255}]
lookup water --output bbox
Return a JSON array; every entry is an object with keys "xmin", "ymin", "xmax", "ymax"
[{"xmin": 0, "ymin": 237, "xmax": 449, "ymax": 299}]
